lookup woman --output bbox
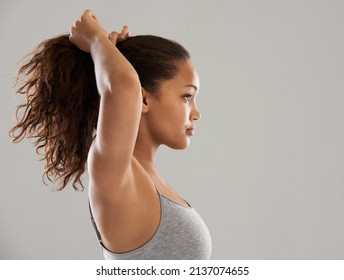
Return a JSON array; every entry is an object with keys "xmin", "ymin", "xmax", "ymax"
[{"xmin": 10, "ymin": 10, "xmax": 211, "ymax": 259}]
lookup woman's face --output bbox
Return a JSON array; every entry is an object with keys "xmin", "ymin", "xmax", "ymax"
[{"xmin": 145, "ymin": 59, "xmax": 201, "ymax": 150}]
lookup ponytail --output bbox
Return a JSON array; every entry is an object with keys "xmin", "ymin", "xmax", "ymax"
[{"xmin": 9, "ymin": 35, "xmax": 100, "ymax": 190}]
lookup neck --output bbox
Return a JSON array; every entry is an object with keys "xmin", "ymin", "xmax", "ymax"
[
  {"xmin": 133, "ymin": 140, "xmax": 159, "ymax": 174},
  {"xmin": 134, "ymin": 115, "xmax": 162, "ymax": 173}
]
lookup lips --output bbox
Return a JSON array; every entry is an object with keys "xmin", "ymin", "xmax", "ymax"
[{"xmin": 186, "ymin": 126, "xmax": 195, "ymax": 136}]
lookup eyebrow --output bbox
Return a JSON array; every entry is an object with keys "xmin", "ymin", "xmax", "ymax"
[{"xmin": 185, "ymin": 85, "xmax": 198, "ymax": 91}]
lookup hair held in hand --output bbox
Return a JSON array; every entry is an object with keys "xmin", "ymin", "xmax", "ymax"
[{"xmin": 9, "ymin": 34, "xmax": 189, "ymax": 190}]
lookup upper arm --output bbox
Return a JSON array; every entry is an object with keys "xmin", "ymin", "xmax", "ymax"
[
  {"xmin": 88, "ymin": 83, "xmax": 142, "ymax": 188},
  {"xmin": 87, "ymin": 38, "xmax": 142, "ymax": 188}
]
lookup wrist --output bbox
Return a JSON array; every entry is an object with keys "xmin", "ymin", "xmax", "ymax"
[{"xmin": 90, "ymin": 33, "xmax": 114, "ymax": 54}]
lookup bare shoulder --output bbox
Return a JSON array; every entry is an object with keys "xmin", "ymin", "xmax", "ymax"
[{"xmin": 89, "ymin": 156, "xmax": 161, "ymax": 253}]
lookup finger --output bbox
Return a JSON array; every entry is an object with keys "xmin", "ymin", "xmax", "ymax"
[
  {"xmin": 121, "ymin": 25, "xmax": 129, "ymax": 35},
  {"xmin": 119, "ymin": 25, "xmax": 129, "ymax": 40},
  {"xmin": 83, "ymin": 9, "xmax": 93, "ymax": 19},
  {"xmin": 108, "ymin": 31, "xmax": 120, "ymax": 44},
  {"xmin": 69, "ymin": 24, "xmax": 77, "ymax": 42},
  {"xmin": 83, "ymin": 9, "xmax": 99, "ymax": 22},
  {"xmin": 91, "ymin": 12, "xmax": 99, "ymax": 22}
]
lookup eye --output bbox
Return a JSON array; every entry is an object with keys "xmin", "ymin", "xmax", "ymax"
[{"xmin": 183, "ymin": 94, "xmax": 193, "ymax": 103}]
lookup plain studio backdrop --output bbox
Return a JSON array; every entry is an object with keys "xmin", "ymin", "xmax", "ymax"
[{"xmin": 1, "ymin": 0, "xmax": 344, "ymax": 260}]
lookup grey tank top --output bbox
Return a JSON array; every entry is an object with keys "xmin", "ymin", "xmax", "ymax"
[{"xmin": 90, "ymin": 190, "xmax": 212, "ymax": 260}]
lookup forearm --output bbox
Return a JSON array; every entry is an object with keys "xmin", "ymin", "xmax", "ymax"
[{"xmin": 90, "ymin": 36, "xmax": 140, "ymax": 96}]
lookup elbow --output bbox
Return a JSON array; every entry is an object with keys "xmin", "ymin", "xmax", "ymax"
[
  {"xmin": 101, "ymin": 71, "xmax": 141, "ymax": 97},
  {"xmin": 119, "ymin": 71, "xmax": 141, "ymax": 92},
  {"xmin": 111, "ymin": 71, "xmax": 141, "ymax": 95}
]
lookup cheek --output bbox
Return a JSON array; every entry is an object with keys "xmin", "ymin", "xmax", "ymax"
[
  {"xmin": 147, "ymin": 88, "xmax": 194, "ymax": 148},
  {"xmin": 159, "ymin": 103, "xmax": 187, "ymax": 126},
  {"xmin": 152, "ymin": 105, "xmax": 189, "ymax": 145}
]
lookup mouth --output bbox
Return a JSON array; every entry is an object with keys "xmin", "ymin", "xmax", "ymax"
[{"xmin": 186, "ymin": 126, "xmax": 195, "ymax": 136}]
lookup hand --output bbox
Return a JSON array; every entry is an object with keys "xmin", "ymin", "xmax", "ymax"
[
  {"xmin": 108, "ymin": 25, "xmax": 130, "ymax": 46},
  {"xmin": 69, "ymin": 10, "xmax": 108, "ymax": 52}
]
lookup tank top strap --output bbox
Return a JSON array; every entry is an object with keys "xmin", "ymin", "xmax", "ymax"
[{"xmin": 89, "ymin": 202, "xmax": 104, "ymax": 245}]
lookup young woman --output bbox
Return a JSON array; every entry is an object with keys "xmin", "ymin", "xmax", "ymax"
[{"xmin": 10, "ymin": 10, "xmax": 211, "ymax": 259}]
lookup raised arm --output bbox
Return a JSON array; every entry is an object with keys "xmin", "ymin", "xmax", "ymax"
[{"xmin": 69, "ymin": 10, "xmax": 142, "ymax": 189}]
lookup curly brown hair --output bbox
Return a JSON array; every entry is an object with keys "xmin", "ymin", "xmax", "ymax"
[{"xmin": 9, "ymin": 34, "xmax": 189, "ymax": 190}]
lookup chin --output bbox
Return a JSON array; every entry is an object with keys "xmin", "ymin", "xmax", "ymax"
[{"xmin": 166, "ymin": 138, "xmax": 190, "ymax": 150}]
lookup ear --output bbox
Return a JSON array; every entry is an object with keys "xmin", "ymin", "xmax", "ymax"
[{"xmin": 141, "ymin": 88, "xmax": 150, "ymax": 113}]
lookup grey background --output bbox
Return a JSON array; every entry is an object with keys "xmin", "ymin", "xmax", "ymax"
[{"xmin": 1, "ymin": 0, "xmax": 343, "ymax": 259}]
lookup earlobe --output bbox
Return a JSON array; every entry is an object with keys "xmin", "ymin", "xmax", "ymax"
[{"xmin": 141, "ymin": 88, "xmax": 149, "ymax": 113}]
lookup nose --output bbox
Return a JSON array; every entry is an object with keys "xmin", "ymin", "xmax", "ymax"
[{"xmin": 190, "ymin": 104, "xmax": 201, "ymax": 121}]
